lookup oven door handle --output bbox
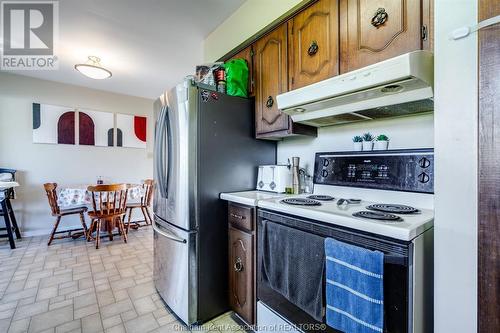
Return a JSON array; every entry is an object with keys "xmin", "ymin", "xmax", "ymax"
[{"xmin": 384, "ymin": 254, "xmax": 406, "ymax": 265}]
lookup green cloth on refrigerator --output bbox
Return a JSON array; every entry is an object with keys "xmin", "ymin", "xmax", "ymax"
[{"xmin": 225, "ymin": 59, "xmax": 249, "ymax": 97}]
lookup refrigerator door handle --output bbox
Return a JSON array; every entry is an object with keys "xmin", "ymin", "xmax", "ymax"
[
  {"xmin": 164, "ymin": 105, "xmax": 172, "ymax": 199},
  {"xmin": 154, "ymin": 106, "xmax": 165, "ymax": 196},
  {"xmin": 155, "ymin": 106, "xmax": 169, "ymax": 199},
  {"xmin": 153, "ymin": 220, "xmax": 187, "ymax": 244}
]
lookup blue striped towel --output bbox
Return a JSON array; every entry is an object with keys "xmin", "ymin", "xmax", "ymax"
[{"xmin": 325, "ymin": 238, "xmax": 384, "ymax": 333}]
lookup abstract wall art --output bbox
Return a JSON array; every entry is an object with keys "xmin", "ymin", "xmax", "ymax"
[
  {"xmin": 33, "ymin": 103, "xmax": 147, "ymax": 149},
  {"xmin": 32, "ymin": 103, "xmax": 76, "ymax": 144},
  {"xmin": 78, "ymin": 109, "xmax": 114, "ymax": 146},
  {"xmin": 116, "ymin": 114, "xmax": 147, "ymax": 148}
]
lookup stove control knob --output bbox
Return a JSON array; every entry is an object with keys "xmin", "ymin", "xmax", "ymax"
[
  {"xmin": 322, "ymin": 170, "xmax": 328, "ymax": 178},
  {"xmin": 418, "ymin": 157, "xmax": 431, "ymax": 168},
  {"xmin": 323, "ymin": 159, "xmax": 330, "ymax": 167},
  {"xmin": 418, "ymin": 172, "xmax": 430, "ymax": 183}
]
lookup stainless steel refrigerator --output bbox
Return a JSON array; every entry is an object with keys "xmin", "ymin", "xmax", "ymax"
[{"xmin": 153, "ymin": 78, "xmax": 276, "ymax": 325}]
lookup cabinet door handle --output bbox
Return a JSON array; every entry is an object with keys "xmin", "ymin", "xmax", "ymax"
[
  {"xmin": 371, "ymin": 8, "xmax": 388, "ymax": 28},
  {"xmin": 234, "ymin": 257, "xmax": 244, "ymax": 272},
  {"xmin": 308, "ymin": 40, "xmax": 319, "ymax": 56},
  {"xmin": 266, "ymin": 96, "xmax": 274, "ymax": 108},
  {"xmin": 230, "ymin": 213, "xmax": 246, "ymax": 220}
]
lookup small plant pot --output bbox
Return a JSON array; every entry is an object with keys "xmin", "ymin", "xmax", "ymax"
[
  {"xmin": 353, "ymin": 142, "xmax": 363, "ymax": 151},
  {"xmin": 362, "ymin": 141, "xmax": 373, "ymax": 151},
  {"xmin": 374, "ymin": 140, "xmax": 389, "ymax": 150}
]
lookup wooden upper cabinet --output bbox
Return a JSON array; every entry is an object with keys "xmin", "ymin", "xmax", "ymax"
[
  {"xmin": 339, "ymin": 0, "xmax": 424, "ymax": 73},
  {"xmin": 288, "ymin": 0, "xmax": 340, "ymax": 90},
  {"xmin": 227, "ymin": 45, "xmax": 254, "ymax": 96},
  {"xmin": 254, "ymin": 24, "xmax": 289, "ymax": 136},
  {"xmin": 422, "ymin": 0, "xmax": 433, "ymax": 51}
]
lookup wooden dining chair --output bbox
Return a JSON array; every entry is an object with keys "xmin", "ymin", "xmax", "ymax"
[
  {"xmin": 125, "ymin": 179, "xmax": 154, "ymax": 231},
  {"xmin": 43, "ymin": 183, "xmax": 88, "ymax": 246},
  {"xmin": 86, "ymin": 184, "xmax": 128, "ymax": 249}
]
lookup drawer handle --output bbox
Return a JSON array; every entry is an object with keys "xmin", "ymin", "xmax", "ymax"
[
  {"xmin": 230, "ymin": 213, "xmax": 246, "ymax": 220},
  {"xmin": 307, "ymin": 41, "xmax": 319, "ymax": 56},
  {"xmin": 371, "ymin": 8, "xmax": 388, "ymax": 28},
  {"xmin": 234, "ymin": 257, "xmax": 244, "ymax": 272},
  {"xmin": 266, "ymin": 96, "xmax": 274, "ymax": 108}
]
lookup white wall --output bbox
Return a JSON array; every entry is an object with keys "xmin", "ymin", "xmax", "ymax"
[
  {"xmin": 277, "ymin": 114, "xmax": 435, "ymax": 208},
  {"xmin": 434, "ymin": 1, "xmax": 478, "ymax": 332},
  {"xmin": 0, "ymin": 73, "xmax": 154, "ymax": 236},
  {"xmin": 203, "ymin": 0, "xmax": 306, "ymax": 62}
]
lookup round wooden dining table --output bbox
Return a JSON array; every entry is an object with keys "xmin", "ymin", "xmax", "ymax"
[
  {"xmin": 57, "ymin": 184, "xmax": 144, "ymax": 207},
  {"xmin": 57, "ymin": 184, "xmax": 145, "ymax": 235}
]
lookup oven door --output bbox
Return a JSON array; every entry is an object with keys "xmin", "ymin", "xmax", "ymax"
[{"xmin": 257, "ymin": 210, "xmax": 411, "ymax": 333}]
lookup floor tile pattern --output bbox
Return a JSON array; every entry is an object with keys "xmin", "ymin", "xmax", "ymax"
[{"xmin": 0, "ymin": 227, "xmax": 243, "ymax": 333}]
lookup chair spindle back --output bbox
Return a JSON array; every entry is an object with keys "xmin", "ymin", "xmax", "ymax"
[
  {"xmin": 87, "ymin": 184, "xmax": 128, "ymax": 216},
  {"xmin": 141, "ymin": 179, "xmax": 154, "ymax": 206},
  {"xmin": 43, "ymin": 183, "xmax": 60, "ymax": 215}
]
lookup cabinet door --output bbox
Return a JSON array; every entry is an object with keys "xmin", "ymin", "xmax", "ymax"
[
  {"xmin": 421, "ymin": 0, "xmax": 433, "ymax": 51},
  {"xmin": 228, "ymin": 227, "xmax": 254, "ymax": 324},
  {"xmin": 228, "ymin": 45, "xmax": 254, "ymax": 96},
  {"xmin": 288, "ymin": 0, "xmax": 339, "ymax": 90},
  {"xmin": 339, "ymin": 0, "xmax": 423, "ymax": 73},
  {"xmin": 254, "ymin": 24, "xmax": 289, "ymax": 136}
]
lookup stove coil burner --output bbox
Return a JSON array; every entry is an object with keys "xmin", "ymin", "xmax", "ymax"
[
  {"xmin": 353, "ymin": 211, "xmax": 402, "ymax": 222},
  {"xmin": 367, "ymin": 204, "xmax": 419, "ymax": 214},
  {"xmin": 281, "ymin": 198, "xmax": 322, "ymax": 206},
  {"xmin": 307, "ymin": 195, "xmax": 334, "ymax": 201}
]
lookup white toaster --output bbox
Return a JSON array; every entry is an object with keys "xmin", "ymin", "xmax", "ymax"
[{"xmin": 256, "ymin": 165, "xmax": 292, "ymax": 193}]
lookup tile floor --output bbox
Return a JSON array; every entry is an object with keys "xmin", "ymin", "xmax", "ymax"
[{"xmin": 0, "ymin": 226, "xmax": 244, "ymax": 333}]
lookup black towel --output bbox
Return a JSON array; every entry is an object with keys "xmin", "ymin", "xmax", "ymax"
[{"xmin": 261, "ymin": 219, "xmax": 325, "ymax": 321}]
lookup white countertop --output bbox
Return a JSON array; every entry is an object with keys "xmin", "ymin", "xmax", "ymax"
[
  {"xmin": 257, "ymin": 194, "xmax": 434, "ymax": 241},
  {"xmin": 220, "ymin": 190, "xmax": 434, "ymax": 241},
  {"xmin": 220, "ymin": 190, "xmax": 288, "ymax": 206},
  {"xmin": 0, "ymin": 181, "xmax": 19, "ymax": 190}
]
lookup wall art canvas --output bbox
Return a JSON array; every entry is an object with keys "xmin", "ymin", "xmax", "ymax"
[
  {"xmin": 32, "ymin": 103, "xmax": 76, "ymax": 144},
  {"xmin": 116, "ymin": 114, "xmax": 147, "ymax": 148},
  {"xmin": 78, "ymin": 109, "xmax": 114, "ymax": 146}
]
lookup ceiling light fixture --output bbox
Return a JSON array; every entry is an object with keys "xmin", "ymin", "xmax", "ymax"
[{"xmin": 74, "ymin": 56, "xmax": 112, "ymax": 79}]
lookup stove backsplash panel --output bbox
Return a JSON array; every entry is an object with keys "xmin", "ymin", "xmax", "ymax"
[{"xmin": 314, "ymin": 149, "xmax": 434, "ymax": 193}]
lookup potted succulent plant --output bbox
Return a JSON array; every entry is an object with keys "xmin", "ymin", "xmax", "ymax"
[
  {"xmin": 362, "ymin": 132, "xmax": 374, "ymax": 151},
  {"xmin": 375, "ymin": 134, "xmax": 390, "ymax": 150},
  {"xmin": 352, "ymin": 135, "xmax": 363, "ymax": 151}
]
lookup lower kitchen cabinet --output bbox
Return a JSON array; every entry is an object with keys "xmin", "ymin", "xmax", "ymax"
[{"xmin": 228, "ymin": 203, "xmax": 256, "ymax": 325}]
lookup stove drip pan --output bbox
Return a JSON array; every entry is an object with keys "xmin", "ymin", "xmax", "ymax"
[
  {"xmin": 353, "ymin": 211, "xmax": 403, "ymax": 222},
  {"xmin": 367, "ymin": 204, "xmax": 419, "ymax": 214},
  {"xmin": 307, "ymin": 195, "xmax": 334, "ymax": 201},
  {"xmin": 281, "ymin": 198, "xmax": 322, "ymax": 206}
]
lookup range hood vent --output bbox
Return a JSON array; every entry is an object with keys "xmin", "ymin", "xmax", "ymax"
[{"xmin": 277, "ymin": 51, "xmax": 434, "ymax": 127}]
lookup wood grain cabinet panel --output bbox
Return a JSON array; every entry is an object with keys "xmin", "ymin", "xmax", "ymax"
[
  {"xmin": 288, "ymin": 0, "xmax": 340, "ymax": 90},
  {"xmin": 228, "ymin": 226, "xmax": 254, "ymax": 324},
  {"xmin": 340, "ymin": 0, "xmax": 423, "ymax": 73},
  {"xmin": 228, "ymin": 203, "xmax": 254, "ymax": 232},
  {"xmin": 227, "ymin": 45, "xmax": 254, "ymax": 96},
  {"xmin": 254, "ymin": 24, "xmax": 289, "ymax": 136}
]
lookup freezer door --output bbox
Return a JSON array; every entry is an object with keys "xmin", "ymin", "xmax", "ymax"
[
  {"xmin": 153, "ymin": 80, "xmax": 198, "ymax": 231},
  {"xmin": 153, "ymin": 216, "xmax": 197, "ymax": 325}
]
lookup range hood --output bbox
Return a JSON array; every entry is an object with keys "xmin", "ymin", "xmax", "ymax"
[{"xmin": 277, "ymin": 51, "xmax": 434, "ymax": 127}]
